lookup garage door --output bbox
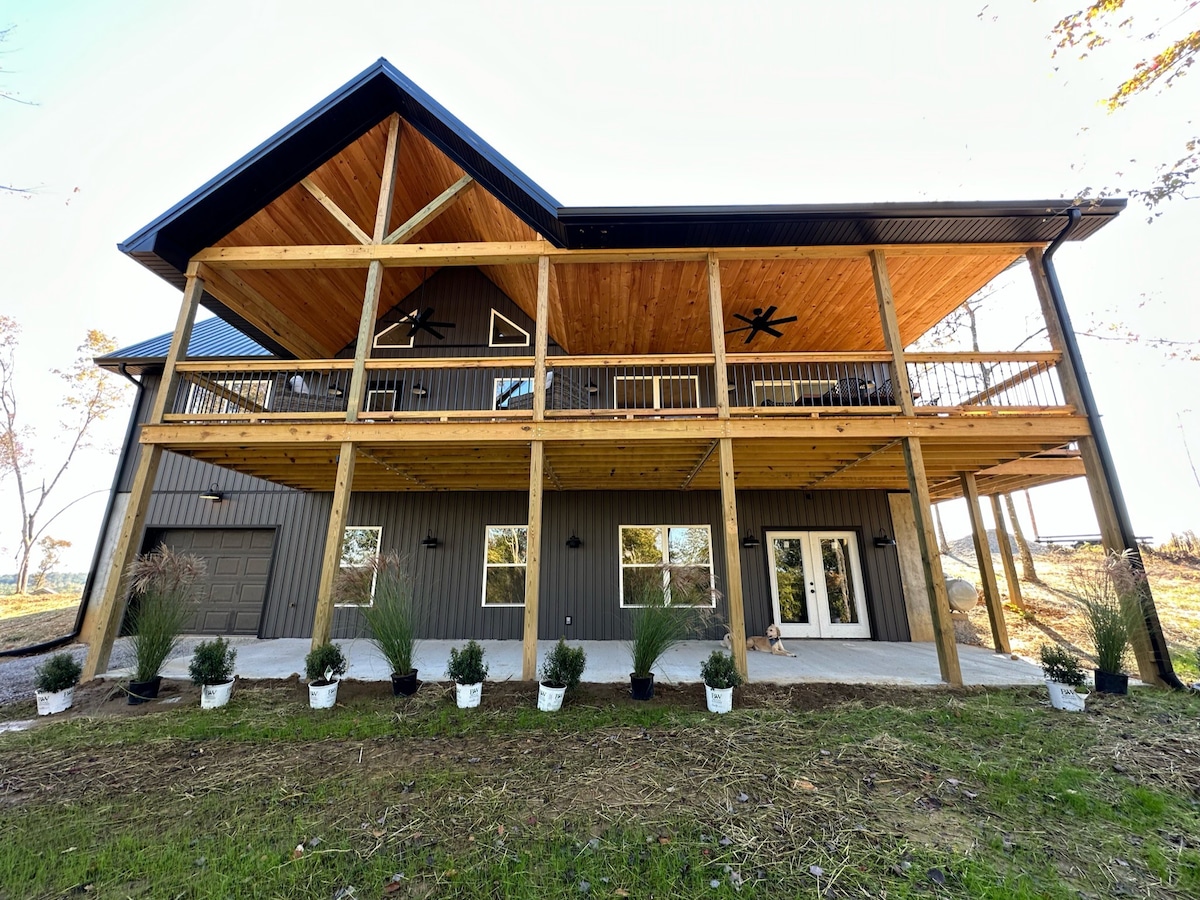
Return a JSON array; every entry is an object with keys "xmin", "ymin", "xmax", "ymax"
[{"xmin": 156, "ymin": 529, "xmax": 275, "ymax": 635}]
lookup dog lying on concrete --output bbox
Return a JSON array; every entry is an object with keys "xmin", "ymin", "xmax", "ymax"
[{"xmin": 722, "ymin": 623, "xmax": 797, "ymax": 657}]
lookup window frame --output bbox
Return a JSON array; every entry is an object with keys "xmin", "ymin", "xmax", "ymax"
[
  {"xmin": 365, "ymin": 389, "xmax": 397, "ymax": 412},
  {"xmin": 373, "ymin": 312, "xmax": 418, "ymax": 350},
  {"xmin": 481, "ymin": 524, "xmax": 528, "ymax": 607},
  {"xmin": 618, "ymin": 523, "xmax": 716, "ymax": 608},
  {"xmin": 488, "ymin": 309, "xmax": 531, "ymax": 348},
  {"xmin": 750, "ymin": 378, "xmax": 837, "ymax": 406},
  {"xmin": 493, "ymin": 376, "xmax": 534, "ymax": 410},
  {"xmin": 334, "ymin": 525, "xmax": 382, "ymax": 608},
  {"xmin": 613, "ymin": 374, "xmax": 700, "ymax": 410}
]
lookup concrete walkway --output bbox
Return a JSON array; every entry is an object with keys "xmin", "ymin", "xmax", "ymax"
[{"xmin": 102, "ymin": 637, "xmax": 1044, "ymax": 687}]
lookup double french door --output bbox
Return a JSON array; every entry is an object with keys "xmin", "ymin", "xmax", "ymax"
[{"xmin": 766, "ymin": 530, "xmax": 870, "ymax": 638}]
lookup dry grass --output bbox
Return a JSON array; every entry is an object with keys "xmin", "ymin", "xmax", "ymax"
[{"xmin": 0, "ymin": 593, "xmax": 80, "ymax": 652}]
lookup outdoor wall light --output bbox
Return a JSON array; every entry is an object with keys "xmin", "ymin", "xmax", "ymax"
[
  {"xmin": 873, "ymin": 529, "xmax": 897, "ymax": 548},
  {"xmin": 741, "ymin": 531, "xmax": 761, "ymax": 549},
  {"xmin": 566, "ymin": 533, "xmax": 583, "ymax": 549},
  {"xmin": 585, "ymin": 382, "xmax": 599, "ymax": 395},
  {"xmin": 411, "ymin": 384, "xmax": 429, "ymax": 397},
  {"xmin": 421, "ymin": 532, "xmax": 439, "ymax": 549},
  {"xmin": 327, "ymin": 384, "xmax": 344, "ymax": 397},
  {"xmin": 199, "ymin": 483, "xmax": 224, "ymax": 503}
]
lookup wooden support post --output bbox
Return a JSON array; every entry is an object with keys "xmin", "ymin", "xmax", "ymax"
[
  {"xmin": 532, "ymin": 256, "xmax": 550, "ymax": 422},
  {"xmin": 1027, "ymin": 247, "xmax": 1160, "ymax": 683},
  {"xmin": 990, "ymin": 494, "xmax": 1025, "ymax": 611},
  {"xmin": 961, "ymin": 472, "xmax": 1010, "ymax": 654},
  {"xmin": 718, "ymin": 438, "xmax": 749, "ymax": 679},
  {"xmin": 706, "ymin": 254, "xmax": 730, "ymax": 418},
  {"xmin": 869, "ymin": 250, "xmax": 915, "ymax": 415},
  {"xmin": 311, "ymin": 442, "xmax": 355, "ymax": 650},
  {"xmin": 903, "ymin": 438, "xmax": 962, "ymax": 685},
  {"xmin": 82, "ymin": 445, "xmax": 163, "ymax": 680},
  {"xmin": 148, "ymin": 268, "xmax": 203, "ymax": 424},
  {"xmin": 522, "ymin": 440, "xmax": 545, "ymax": 680}
]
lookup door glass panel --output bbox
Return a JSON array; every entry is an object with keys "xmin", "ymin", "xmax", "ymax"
[
  {"xmin": 615, "ymin": 377, "xmax": 654, "ymax": 409},
  {"xmin": 658, "ymin": 376, "xmax": 699, "ymax": 409},
  {"xmin": 771, "ymin": 537, "xmax": 809, "ymax": 624},
  {"xmin": 819, "ymin": 537, "xmax": 858, "ymax": 624}
]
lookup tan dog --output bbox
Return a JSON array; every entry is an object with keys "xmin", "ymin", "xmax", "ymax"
[{"xmin": 722, "ymin": 623, "xmax": 796, "ymax": 657}]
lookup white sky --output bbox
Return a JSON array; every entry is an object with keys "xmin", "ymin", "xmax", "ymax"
[{"xmin": 1, "ymin": 0, "xmax": 1198, "ymax": 571}]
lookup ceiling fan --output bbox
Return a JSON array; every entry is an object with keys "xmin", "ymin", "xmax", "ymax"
[
  {"xmin": 725, "ymin": 306, "xmax": 798, "ymax": 344},
  {"xmin": 398, "ymin": 307, "xmax": 456, "ymax": 341}
]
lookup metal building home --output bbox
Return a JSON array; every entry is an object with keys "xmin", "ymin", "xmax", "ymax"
[{"xmin": 80, "ymin": 59, "xmax": 1179, "ymax": 687}]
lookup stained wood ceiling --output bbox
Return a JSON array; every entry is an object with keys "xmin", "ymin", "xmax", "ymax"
[{"xmin": 205, "ymin": 116, "xmax": 1027, "ymax": 359}]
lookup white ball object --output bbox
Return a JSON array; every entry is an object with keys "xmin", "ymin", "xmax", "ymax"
[{"xmin": 945, "ymin": 578, "xmax": 980, "ymax": 613}]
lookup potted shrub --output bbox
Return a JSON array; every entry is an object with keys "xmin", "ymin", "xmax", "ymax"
[
  {"xmin": 33, "ymin": 652, "xmax": 81, "ymax": 716},
  {"xmin": 188, "ymin": 637, "xmax": 237, "ymax": 709},
  {"xmin": 447, "ymin": 640, "xmax": 488, "ymax": 709},
  {"xmin": 305, "ymin": 642, "xmax": 348, "ymax": 709},
  {"xmin": 626, "ymin": 566, "xmax": 705, "ymax": 700},
  {"xmin": 1073, "ymin": 550, "xmax": 1139, "ymax": 695},
  {"xmin": 700, "ymin": 650, "xmax": 743, "ymax": 714},
  {"xmin": 125, "ymin": 545, "xmax": 204, "ymax": 704},
  {"xmin": 538, "ymin": 638, "xmax": 586, "ymax": 712},
  {"xmin": 345, "ymin": 553, "xmax": 421, "ymax": 696},
  {"xmin": 1039, "ymin": 644, "xmax": 1087, "ymax": 712}
]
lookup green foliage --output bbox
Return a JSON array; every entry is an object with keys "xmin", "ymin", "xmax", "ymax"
[
  {"xmin": 1039, "ymin": 644, "xmax": 1087, "ymax": 688},
  {"xmin": 187, "ymin": 637, "xmax": 236, "ymax": 686},
  {"xmin": 1072, "ymin": 550, "xmax": 1140, "ymax": 675},
  {"xmin": 126, "ymin": 545, "xmax": 203, "ymax": 683},
  {"xmin": 304, "ymin": 642, "xmax": 347, "ymax": 685},
  {"xmin": 447, "ymin": 640, "xmax": 487, "ymax": 685},
  {"xmin": 699, "ymin": 650, "xmax": 743, "ymax": 690},
  {"xmin": 353, "ymin": 553, "xmax": 420, "ymax": 676},
  {"xmin": 32, "ymin": 652, "xmax": 80, "ymax": 693},
  {"xmin": 540, "ymin": 638, "xmax": 586, "ymax": 691}
]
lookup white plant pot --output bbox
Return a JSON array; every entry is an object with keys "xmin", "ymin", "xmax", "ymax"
[
  {"xmin": 455, "ymin": 682, "xmax": 483, "ymax": 709},
  {"xmin": 35, "ymin": 686, "xmax": 75, "ymax": 716},
  {"xmin": 705, "ymin": 684, "xmax": 734, "ymax": 714},
  {"xmin": 1046, "ymin": 680, "xmax": 1087, "ymax": 712},
  {"xmin": 309, "ymin": 680, "xmax": 339, "ymax": 709},
  {"xmin": 200, "ymin": 680, "xmax": 234, "ymax": 710},
  {"xmin": 537, "ymin": 683, "xmax": 566, "ymax": 712}
]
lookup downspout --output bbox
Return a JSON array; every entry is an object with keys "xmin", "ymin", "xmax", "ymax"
[
  {"xmin": 1041, "ymin": 208, "xmax": 1186, "ymax": 689},
  {"xmin": 0, "ymin": 365, "xmax": 146, "ymax": 658}
]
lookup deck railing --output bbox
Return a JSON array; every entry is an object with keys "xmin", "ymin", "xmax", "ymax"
[{"xmin": 164, "ymin": 352, "xmax": 1067, "ymax": 423}]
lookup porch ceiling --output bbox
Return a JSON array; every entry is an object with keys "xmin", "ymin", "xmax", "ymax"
[
  {"xmin": 163, "ymin": 432, "xmax": 1082, "ymax": 495},
  {"xmin": 201, "ymin": 115, "xmax": 1025, "ymax": 359}
]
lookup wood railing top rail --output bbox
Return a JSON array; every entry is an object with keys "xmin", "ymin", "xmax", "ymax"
[
  {"xmin": 725, "ymin": 351, "xmax": 895, "ymax": 364},
  {"xmin": 905, "ymin": 351, "xmax": 1061, "ymax": 364},
  {"xmin": 549, "ymin": 354, "xmax": 716, "ymax": 367},
  {"xmin": 365, "ymin": 356, "xmax": 535, "ymax": 370}
]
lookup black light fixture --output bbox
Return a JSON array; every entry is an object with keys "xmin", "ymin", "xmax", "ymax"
[
  {"xmin": 327, "ymin": 384, "xmax": 344, "ymax": 397},
  {"xmin": 411, "ymin": 384, "xmax": 428, "ymax": 397},
  {"xmin": 585, "ymin": 382, "xmax": 599, "ymax": 395},
  {"xmin": 741, "ymin": 530, "xmax": 760, "ymax": 549},
  {"xmin": 199, "ymin": 483, "xmax": 224, "ymax": 503},
  {"xmin": 566, "ymin": 533, "xmax": 583, "ymax": 549},
  {"xmin": 873, "ymin": 529, "xmax": 897, "ymax": 548},
  {"xmin": 421, "ymin": 532, "xmax": 439, "ymax": 549}
]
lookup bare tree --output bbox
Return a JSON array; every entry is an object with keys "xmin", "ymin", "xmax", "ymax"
[
  {"xmin": 1, "ymin": 25, "xmax": 37, "ymax": 196},
  {"xmin": 933, "ymin": 502, "xmax": 950, "ymax": 554},
  {"xmin": 0, "ymin": 318, "xmax": 126, "ymax": 593},
  {"xmin": 1004, "ymin": 492, "xmax": 1041, "ymax": 584},
  {"xmin": 30, "ymin": 535, "xmax": 70, "ymax": 592}
]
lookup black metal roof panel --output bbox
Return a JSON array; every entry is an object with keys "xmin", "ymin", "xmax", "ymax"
[
  {"xmin": 97, "ymin": 316, "xmax": 273, "ymax": 375},
  {"xmin": 556, "ymin": 199, "xmax": 1124, "ymax": 249}
]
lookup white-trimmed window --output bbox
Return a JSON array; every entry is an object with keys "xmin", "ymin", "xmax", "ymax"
[
  {"xmin": 489, "ymin": 309, "xmax": 530, "ymax": 348},
  {"xmin": 614, "ymin": 375, "xmax": 699, "ymax": 409},
  {"xmin": 619, "ymin": 524, "xmax": 715, "ymax": 607},
  {"xmin": 482, "ymin": 525, "xmax": 527, "ymax": 606},
  {"xmin": 335, "ymin": 526, "xmax": 382, "ymax": 607},
  {"xmin": 752, "ymin": 379, "xmax": 836, "ymax": 406},
  {"xmin": 374, "ymin": 312, "xmax": 418, "ymax": 349},
  {"xmin": 365, "ymin": 389, "xmax": 397, "ymax": 412}
]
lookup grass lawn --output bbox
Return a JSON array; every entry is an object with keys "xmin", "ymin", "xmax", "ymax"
[
  {"xmin": 0, "ymin": 592, "xmax": 80, "ymax": 652},
  {"xmin": 1, "ymin": 680, "xmax": 1197, "ymax": 899}
]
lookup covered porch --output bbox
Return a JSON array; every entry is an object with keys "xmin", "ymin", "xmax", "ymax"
[{"xmin": 104, "ymin": 636, "xmax": 1045, "ymax": 687}]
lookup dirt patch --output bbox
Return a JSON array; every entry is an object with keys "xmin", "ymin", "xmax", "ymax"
[{"xmin": 0, "ymin": 594, "xmax": 80, "ymax": 652}]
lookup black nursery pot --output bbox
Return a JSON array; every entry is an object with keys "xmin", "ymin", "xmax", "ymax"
[
  {"xmin": 1094, "ymin": 670, "xmax": 1129, "ymax": 695},
  {"xmin": 629, "ymin": 673, "xmax": 655, "ymax": 701},
  {"xmin": 127, "ymin": 676, "xmax": 162, "ymax": 705},
  {"xmin": 391, "ymin": 670, "xmax": 419, "ymax": 697}
]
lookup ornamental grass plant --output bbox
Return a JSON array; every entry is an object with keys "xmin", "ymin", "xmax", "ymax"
[
  {"xmin": 126, "ymin": 545, "xmax": 204, "ymax": 683},
  {"xmin": 341, "ymin": 552, "xmax": 421, "ymax": 677},
  {"xmin": 626, "ymin": 565, "xmax": 712, "ymax": 678},
  {"xmin": 1071, "ymin": 549, "xmax": 1141, "ymax": 675}
]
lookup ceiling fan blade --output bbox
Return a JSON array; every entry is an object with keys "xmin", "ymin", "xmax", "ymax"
[
  {"xmin": 761, "ymin": 325, "xmax": 784, "ymax": 338},
  {"xmin": 424, "ymin": 326, "xmax": 447, "ymax": 341},
  {"xmin": 743, "ymin": 330, "xmax": 758, "ymax": 344},
  {"xmin": 769, "ymin": 315, "xmax": 798, "ymax": 326},
  {"xmin": 760, "ymin": 305, "xmax": 779, "ymax": 320},
  {"xmin": 426, "ymin": 320, "xmax": 456, "ymax": 330},
  {"xmin": 725, "ymin": 325, "xmax": 754, "ymax": 334},
  {"xmin": 732, "ymin": 313, "xmax": 757, "ymax": 326}
]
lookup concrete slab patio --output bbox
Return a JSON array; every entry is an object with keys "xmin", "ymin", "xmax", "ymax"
[{"xmin": 102, "ymin": 637, "xmax": 1044, "ymax": 687}]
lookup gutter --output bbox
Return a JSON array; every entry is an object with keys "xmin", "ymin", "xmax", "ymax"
[
  {"xmin": 1041, "ymin": 208, "xmax": 1186, "ymax": 690},
  {"xmin": 0, "ymin": 366, "xmax": 146, "ymax": 658}
]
